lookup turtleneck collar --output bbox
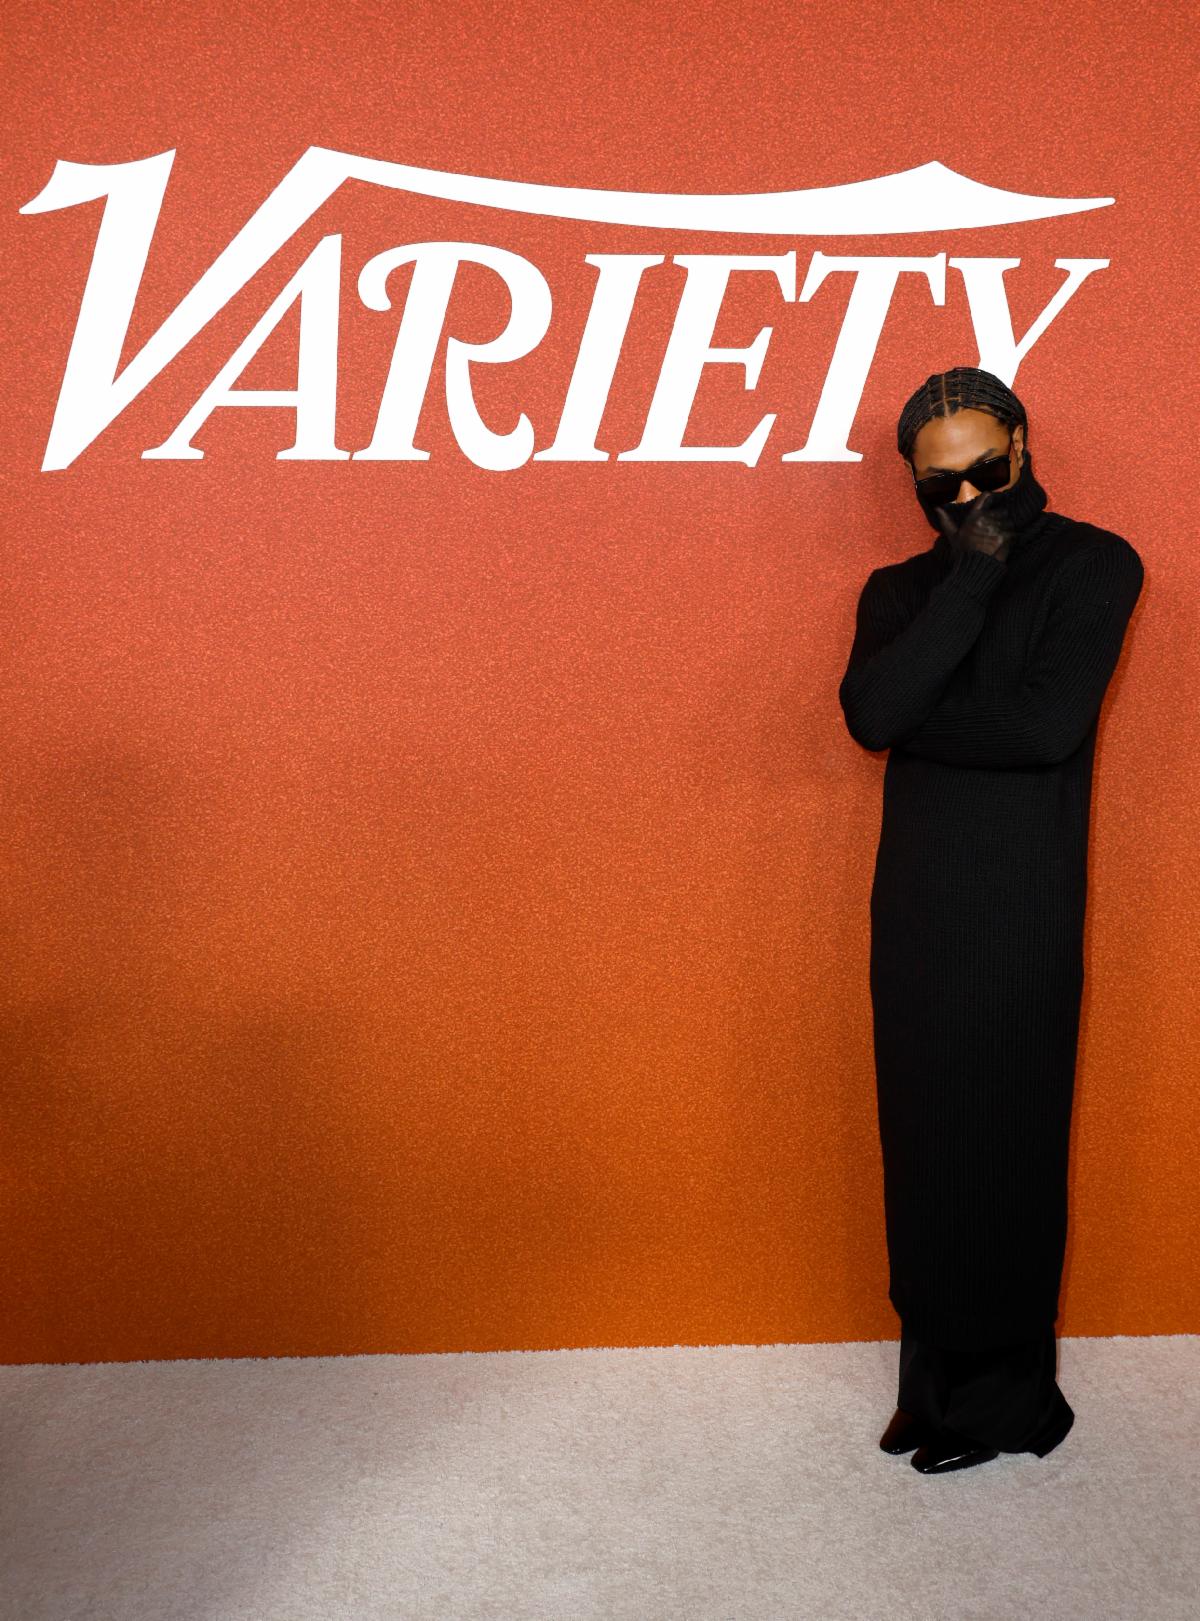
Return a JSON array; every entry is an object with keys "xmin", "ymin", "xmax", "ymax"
[{"xmin": 930, "ymin": 450, "xmax": 1049, "ymax": 563}]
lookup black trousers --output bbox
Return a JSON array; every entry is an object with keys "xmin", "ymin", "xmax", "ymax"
[{"xmin": 898, "ymin": 1328, "xmax": 1075, "ymax": 1455}]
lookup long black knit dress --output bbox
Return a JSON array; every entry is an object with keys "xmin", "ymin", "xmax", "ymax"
[{"xmin": 839, "ymin": 458, "xmax": 1144, "ymax": 1369}]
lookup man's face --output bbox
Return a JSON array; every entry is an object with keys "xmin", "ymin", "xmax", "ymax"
[{"xmin": 910, "ymin": 408, "xmax": 1024, "ymax": 503}]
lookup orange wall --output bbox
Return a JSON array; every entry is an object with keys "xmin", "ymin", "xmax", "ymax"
[{"xmin": 2, "ymin": 0, "xmax": 1197, "ymax": 1362}]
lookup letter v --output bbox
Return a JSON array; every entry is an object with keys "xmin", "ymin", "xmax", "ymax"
[{"xmin": 21, "ymin": 148, "xmax": 353, "ymax": 470}]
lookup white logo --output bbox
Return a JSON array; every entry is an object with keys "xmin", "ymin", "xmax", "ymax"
[{"xmin": 21, "ymin": 148, "xmax": 1113, "ymax": 470}]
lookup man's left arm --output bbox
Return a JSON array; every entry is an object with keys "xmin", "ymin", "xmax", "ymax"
[{"xmin": 894, "ymin": 540, "xmax": 1145, "ymax": 769}]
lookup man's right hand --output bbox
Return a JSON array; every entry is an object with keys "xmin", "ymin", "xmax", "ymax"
[{"xmin": 934, "ymin": 491, "xmax": 1012, "ymax": 563}]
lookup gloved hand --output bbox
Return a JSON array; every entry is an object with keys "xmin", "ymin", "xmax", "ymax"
[{"xmin": 934, "ymin": 491, "xmax": 1012, "ymax": 564}]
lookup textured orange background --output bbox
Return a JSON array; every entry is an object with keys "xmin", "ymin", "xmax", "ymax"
[{"xmin": 2, "ymin": 0, "xmax": 1197, "ymax": 1363}]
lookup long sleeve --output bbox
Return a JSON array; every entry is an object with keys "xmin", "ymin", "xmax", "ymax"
[
  {"xmin": 895, "ymin": 540, "xmax": 1144, "ymax": 768},
  {"xmin": 838, "ymin": 546, "xmax": 1008, "ymax": 751}
]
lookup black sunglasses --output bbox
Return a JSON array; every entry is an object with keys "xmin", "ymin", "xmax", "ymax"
[{"xmin": 911, "ymin": 437, "xmax": 1013, "ymax": 507}]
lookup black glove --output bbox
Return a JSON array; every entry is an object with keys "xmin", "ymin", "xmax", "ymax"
[{"xmin": 934, "ymin": 491, "xmax": 1012, "ymax": 564}]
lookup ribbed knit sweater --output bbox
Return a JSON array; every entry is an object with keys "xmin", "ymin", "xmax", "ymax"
[{"xmin": 839, "ymin": 459, "xmax": 1144, "ymax": 1349}]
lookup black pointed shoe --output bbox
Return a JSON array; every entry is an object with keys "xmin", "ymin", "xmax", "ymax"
[
  {"xmin": 911, "ymin": 1427, "xmax": 999, "ymax": 1473},
  {"xmin": 879, "ymin": 1408, "xmax": 928, "ymax": 1454}
]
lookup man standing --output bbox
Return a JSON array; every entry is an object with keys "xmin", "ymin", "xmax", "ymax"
[{"xmin": 839, "ymin": 367, "xmax": 1144, "ymax": 1474}]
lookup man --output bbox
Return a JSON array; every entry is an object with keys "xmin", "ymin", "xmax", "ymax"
[{"xmin": 839, "ymin": 366, "xmax": 1144, "ymax": 1474}]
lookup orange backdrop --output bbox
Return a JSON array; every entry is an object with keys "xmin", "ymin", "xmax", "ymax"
[{"xmin": 2, "ymin": 0, "xmax": 1197, "ymax": 1363}]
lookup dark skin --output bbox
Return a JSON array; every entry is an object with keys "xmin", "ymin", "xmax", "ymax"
[{"xmin": 909, "ymin": 408, "xmax": 1027, "ymax": 564}]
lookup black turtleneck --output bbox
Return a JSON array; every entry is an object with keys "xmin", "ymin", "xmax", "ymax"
[{"xmin": 837, "ymin": 471, "xmax": 1144, "ymax": 1351}]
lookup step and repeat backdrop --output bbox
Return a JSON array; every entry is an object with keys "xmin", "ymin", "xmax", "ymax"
[{"xmin": 3, "ymin": 0, "xmax": 1196, "ymax": 1361}]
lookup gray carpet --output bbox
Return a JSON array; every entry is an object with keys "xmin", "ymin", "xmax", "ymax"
[{"xmin": 1, "ymin": 1335, "xmax": 1196, "ymax": 1619}]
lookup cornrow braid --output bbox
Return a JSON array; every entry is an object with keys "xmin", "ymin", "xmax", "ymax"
[{"xmin": 896, "ymin": 366, "xmax": 1028, "ymax": 462}]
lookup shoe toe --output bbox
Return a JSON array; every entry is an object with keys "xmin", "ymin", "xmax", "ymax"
[
  {"xmin": 911, "ymin": 1430, "xmax": 999, "ymax": 1473},
  {"xmin": 879, "ymin": 1408, "xmax": 927, "ymax": 1454}
]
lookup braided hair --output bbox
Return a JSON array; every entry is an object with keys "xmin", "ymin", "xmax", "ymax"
[{"xmin": 896, "ymin": 366, "xmax": 1028, "ymax": 463}]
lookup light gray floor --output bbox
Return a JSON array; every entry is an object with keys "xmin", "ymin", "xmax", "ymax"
[{"xmin": 1, "ymin": 1335, "xmax": 1196, "ymax": 1620}]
